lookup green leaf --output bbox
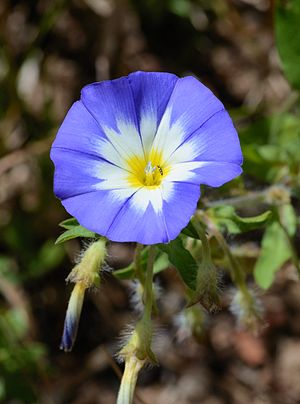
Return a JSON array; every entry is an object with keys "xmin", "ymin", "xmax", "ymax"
[
  {"xmin": 153, "ymin": 252, "xmax": 169, "ymax": 274},
  {"xmin": 55, "ymin": 226, "xmax": 96, "ymax": 244},
  {"xmin": 181, "ymin": 220, "xmax": 200, "ymax": 239},
  {"xmin": 113, "ymin": 249, "xmax": 169, "ymax": 280},
  {"xmin": 207, "ymin": 205, "xmax": 272, "ymax": 234},
  {"xmin": 279, "ymin": 203, "xmax": 297, "ymax": 236},
  {"xmin": 254, "ymin": 221, "xmax": 292, "ymax": 289},
  {"xmin": 112, "ymin": 265, "xmax": 135, "ymax": 280},
  {"xmin": 158, "ymin": 237, "xmax": 197, "ymax": 290},
  {"xmin": 276, "ymin": 0, "xmax": 300, "ymax": 90},
  {"xmin": 59, "ymin": 217, "xmax": 79, "ymax": 229}
]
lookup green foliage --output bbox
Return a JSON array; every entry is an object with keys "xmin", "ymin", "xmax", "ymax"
[
  {"xmin": 182, "ymin": 221, "xmax": 199, "ymax": 239},
  {"xmin": 59, "ymin": 217, "xmax": 80, "ymax": 229},
  {"xmin": 241, "ymin": 113, "xmax": 300, "ymax": 184},
  {"xmin": 113, "ymin": 248, "xmax": 169, "ymax": 280},
  {"xmin": 279, "ymin": 203, "xmax": 297, "ymax": 236},
  {"xmin": 158, "ymin": 237, "xmax": 198, "ymax": 291},
  {"xmin": 206, "ymin": 206, "xmax": 272, "ymax": 234},
  {"xmin": 55, "ymin": 223, "xmax": 97, "ymax": 244},
  {"xmin": 27, "ymin": 240, "xmax": 65, "ymax": 278},
  {"xmin": 276, "ymin": 0, "xmax": 300, "ymax": 90},
  {"xmin": 0, "ymin": 307, "xmax": 46, "ymax": 402},
  {"xmin": 254, "ymin": 220, "xmax": 292, "ymax": 289}
]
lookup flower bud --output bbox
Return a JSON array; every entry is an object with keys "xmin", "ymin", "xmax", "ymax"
[
  {"xmin": 60, "ymin": 238, "xmax": 107, "ymax": 351},
  {"xmin": 60, "ymin": 282, "xmax": 85, "ymax": 352},
  {"xmin": 67, "ymin": 238, "xmax": 107, "ymax": 287},
  {"xmin": 188, "ymin": 261, "xmax": 220, "ymax": 312}
]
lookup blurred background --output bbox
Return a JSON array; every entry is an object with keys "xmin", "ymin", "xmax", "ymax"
[{"xmin": 1, "ymin": 0, "xmax": 300, "ymax": 403}]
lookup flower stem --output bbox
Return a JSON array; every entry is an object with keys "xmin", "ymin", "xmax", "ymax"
[
  {"xmin": 143, "ymin": 245, "xmax": 156, "ymax": 321},
  {"xmin": 203, "ymin": 215, "xmax": 247, "ymax": 293},
  {"xmin": 134, "ymin": 243, "xmax": 145, "ymax": 284},
  {"xmin": 204, "ymin": 190, "xmax": 266, "ymax": 209},
  {"xmin": 117, "ymin": 245, "xmax": 157, "ymax": 404},
  {"xmin": 116, "ymin": 356, "xmax": 144, "ymax": 404},
  {"xmin": 191, "ymin": 217, "xmax": 211, "ymax": 264}
]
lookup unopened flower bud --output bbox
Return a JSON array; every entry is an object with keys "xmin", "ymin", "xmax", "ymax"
[
  {"xmin": 67, "ymin": 238, "xmax": 107, "ymax": 287},
  {"xmin": 60, "ymin": 282, "xmax": 85, "ymax": 352},
  {"xmin": 60, "ymin": 238, "xmax": 107, "ymax": 351},
  {"xmin": 188, "ymin": 261, "xmax": 220, "ymax": 312}
]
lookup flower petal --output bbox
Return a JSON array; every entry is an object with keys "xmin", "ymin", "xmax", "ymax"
[
  {"xmin": 81, "ymin": 77, "xmax": 138, "ymax": 134},
  {"xmin": 168, "ymin": 76, "xmax": 224, "ymax": 136},
  {"xmin": 81, "ymin": 78, "xmax": 145, "ymax": 161},
  {"xmin": 162, "ymin": 181, "xmax": 201, "ymax": 240},
  {"xmin": 106, "ymin": 181, "xmax": 200, "ymax": 244},
  {"xmin": 167, "ymin": 109, "xmax": 243, "ymax": 166},
  {"xmin": 192, "ymin": 161, "xmax": 242, "ymax": 187},
  {"xmin": 152, "ymin": 76, "xmax": 225, "ymax": 161},
  {"xmin": 165, "ymin": 159, "xmax": 242, "ymax": 187},
  {"xmin": 52, "ymin": 147, "xmax": 108, "ymax": 200},
  {"xmin": 127, "ymin": 71, "xmax": 178, "ymax": 152},
  {"xmin": 106, "ymin": 187, "xmax": 169, "ymax": 244},
  {"xmin": 61, "ymin": 187, "xmax": 138, "ymax": 237},
  {"xmin": 52, "ymin": 101, "xmax": 105, "ymax": 157}
]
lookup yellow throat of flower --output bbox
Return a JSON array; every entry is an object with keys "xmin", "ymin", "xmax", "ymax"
[{"xmin": 126, "ymin": 149, "xmax": 169, "ymax": 188}]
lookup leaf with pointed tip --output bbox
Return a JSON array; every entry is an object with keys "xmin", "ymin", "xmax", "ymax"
[
  {"xmin": 55, "ymin": 226, "xmax": 96, "ymax": 244},
  {"xmin": 59, "ymin": 217, "xmax": 80, "ymax": 229},
  {"xmin": 158, "ymin": 237, "xmax": 197, "ymax": 291},
  {"xmin": 181, "ymin": 221, "xmax": 200, "ymax": 239},
  {"xmin": 207, "ymin": 205, "xmax": 272, "ymax": 234}
]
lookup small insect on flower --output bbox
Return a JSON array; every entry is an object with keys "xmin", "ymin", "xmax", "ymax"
[
  {"xmin": 51, "ymin": 72, "xmax": 243, "ymax": 244},
  {"xmin": 156, "ymin": 165, "xmax": 164, "ymax": 176}
]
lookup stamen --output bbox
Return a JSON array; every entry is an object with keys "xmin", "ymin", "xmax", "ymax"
[
  {"xmin": 126, "ymin": 154, "xmax": 168, "ymax": 188},
  {"xmin": 145, "ymin": 161, "xmax": 156, "ymax": 174},
  {"xmin": 144, "ymin": 161, "xmax": 159, "ymax": 186}
]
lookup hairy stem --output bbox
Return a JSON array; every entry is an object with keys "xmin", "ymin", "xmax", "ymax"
[{"xmin": 143, "ymin": 245, "xmax": 156, "ymax": 321}]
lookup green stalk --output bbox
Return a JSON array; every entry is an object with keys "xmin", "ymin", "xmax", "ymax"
[
  {"xmin": 203, "ymin": 215, "xmax": 249, "ymax": 296},
  {"xmin": 116, "ymin": 356, "xmax": 144, "ymax": 404},
  {"xmin": 143, "ymin": 245, "xmax": 156, "ymax": 320},
  {"xmin": 117, "ymin": 245, "xmax": 156, "ymax": 404}
]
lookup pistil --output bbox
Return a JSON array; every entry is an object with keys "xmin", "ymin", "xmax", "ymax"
[{"xmin": 144, "ymin": 161, "xmax": 157, "ymax": 186}]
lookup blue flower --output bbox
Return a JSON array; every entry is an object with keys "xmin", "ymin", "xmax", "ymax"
[{"xmin": 51, "ymin": 72, "xmax": 242, "ymax": 244}]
